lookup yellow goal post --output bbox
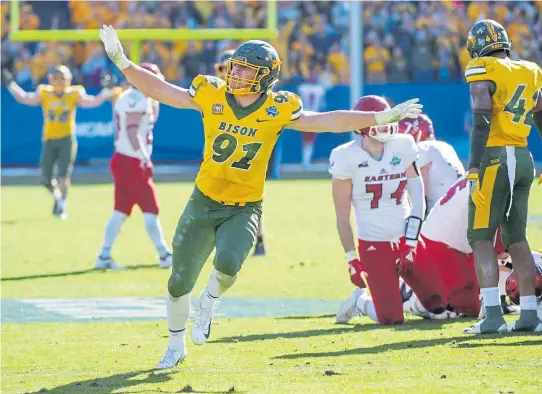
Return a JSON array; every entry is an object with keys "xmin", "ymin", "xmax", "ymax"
[{"xmin": 9, "ymin": 0, "xmax": 278, "ymax": 63}]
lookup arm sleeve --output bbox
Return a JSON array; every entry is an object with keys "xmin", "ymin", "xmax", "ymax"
[
  {"xmin": 534, "ymin": 111, "xmax": 542, "ymax": 139},
  {"xmin": 468, "ymin": 109, "xmax": 492, "ymax": 169},
  {"xmin": 328, "ymin": 148, "xmax": 353, "ymax": 180}
]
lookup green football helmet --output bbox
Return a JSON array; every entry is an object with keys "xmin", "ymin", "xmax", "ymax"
[
  {"xmin": 467, "ymin": 19, "xmax": 511, "ymax": 59},
  {"xmin": 226, "ymin": 40, "xmax": 281, "ymax": 95}
]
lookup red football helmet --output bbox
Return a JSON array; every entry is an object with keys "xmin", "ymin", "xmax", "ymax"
[
  {"xmin": 353, "ymin": 95, "xmax": 397, "ymax": 143},
  {"xmin": 505, "ymin": 254, "xmax": 542, "ymax": 305},
  {"xmin": 398, "ymin": 113, "xmax": 434, "ymax": 142},
  {"xmin": 140, "ymin": 62, "xmax": 164, "ymax": 80}
]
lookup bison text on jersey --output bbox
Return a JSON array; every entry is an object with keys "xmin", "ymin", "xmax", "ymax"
[
  {"xmin": 329, "ymin": 134, "xmax": 418, "ymax": 241},
  {"xmin": 114, "ymin": 88, "xmax": 155, "ymax": 158}
]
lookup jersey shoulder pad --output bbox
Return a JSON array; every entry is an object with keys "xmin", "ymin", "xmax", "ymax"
[
  {"xmin": 115, "ymin": 89, "xmax": 147, "ymax": 112},
  {"xmin": 189, "ymin": 75, "xmax": 224, "ymax": 108},
  {"xmin": 329, "ymin": 141, "xmax": 357, "ymax": 180},
  {"xmin": 37, "ymin": 84, "xmax": 52, "ymax": 97},
  {"xmin": 74, "ymin": 85, "xmax": 86, "ymax": 95},
  {"xmin": 189, "ymin": 75, "xmax": 223, "ymax": 96},
  {"xmin": 37, "ymin": 84, "xmax": 52, "ymax": 92},
  {"xmin": 390, "ymin": 134, "xmax": 418, "ymax": 163},
  {"xmin": 465, "ymin": 57, "xmax": 498, "ymax": 83},
  {"xmin": 67, "ymin": 85, "xmax": 85, "ymax": 99},
  {"xmin": 519, "ymin": 60, "xmax": 542, "ymax": 90},
  {"xmin": 274, "ymin": 90, "xmax": 304, "ymax": 121}
]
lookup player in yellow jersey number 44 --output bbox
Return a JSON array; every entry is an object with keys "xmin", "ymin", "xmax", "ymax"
[
  {"xmin": 4, "ymin": 65, "xmax": 112, "ymax": 219},
  {"xmin": 100, "ymin": 25, "xmax": 423, "ymax": 369}
]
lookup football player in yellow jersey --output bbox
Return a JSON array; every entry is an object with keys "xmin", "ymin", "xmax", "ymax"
[
  {"xmin": 463, "ymin": 20, "xmax": 542, "ymax": 334},
  {"xmin": 5, "ymin": 65, "xmax": 112, "ymax": 219},
  {"xmin": 100, "ymin": 25, "xmax": 423, "ymax": 369},
  {"xmin": 216, "ymin": 49, "xmax": 268, "ymax": 256}
]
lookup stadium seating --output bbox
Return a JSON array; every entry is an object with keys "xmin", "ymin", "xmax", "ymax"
[{"xmin": 1, "ymin": 1, "xmax": 540, "ymax": 88}]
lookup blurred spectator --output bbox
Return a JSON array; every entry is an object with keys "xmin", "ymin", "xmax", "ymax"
[
  {"xmin": 2, "ymin": 1, "xmax": 540, "ymax": 88},
  {"xmin": 387, "ymin": 47, "xmax": 410, "ymax": 83},
  {"xmin": 364, "ymin": 31, "xmax": 390, "ymax": 83},
  {"xmin": 410, "ymin": 29, "xmax": 434, "ymax": 82},
  {"xmin": 82, "ymin": 46, "xmax": 107, "ymax": 87},
  {"xmin": 182, "ymin": 42, "xmax": 202, "ymax": 82}
]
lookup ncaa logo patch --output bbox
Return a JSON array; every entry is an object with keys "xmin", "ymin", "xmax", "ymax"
[
  {"xmin": 212, "ymin": 104, "xmax": 224, "ymax": 115},
  {"xmin": 390, "ymin": 156, "xmax": 401, "ymax": 166},
  {"xmin": 266, "ymin": 106, "xmax": 279, "ymax": 117}
]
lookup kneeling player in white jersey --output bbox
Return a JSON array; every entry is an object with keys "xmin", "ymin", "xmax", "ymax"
[
  {"xmin": 95, "ymin": 63, "xmax": 172, "ymax": 270},
  {"xmin": 332, "ymin": 96, "xmax": 445, "ymax": 325},
  {"xmin": 399, "ymin": 114, "xmax": 464, "ymax": 212},
  {"xmin": 405, "ymin": 177, "xmax": 529, "ymax": 319}
]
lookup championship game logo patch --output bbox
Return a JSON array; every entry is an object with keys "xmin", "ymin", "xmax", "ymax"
[
  {"xmin": 358, "ymin": 161, "xmax": 369, "ymax": 168},
  {"xmin": 266, "ymin": 106, "xmax": 279, "ymax": 117},
  {"xmin": 390, "ymin": 156, "xmax": 401, "ymax": 166},
  {"xmin": 212, "ymin": 104, "xmax": 224, "ymax": 115}
]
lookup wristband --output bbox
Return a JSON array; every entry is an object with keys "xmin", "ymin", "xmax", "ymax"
[
  {"xmin": 405, "ymin": 216, "xmax": 422, "ymax": 243},
  {"xmin": 116, "ymin": 55, "xmax": 132, "ymax": 71},
  {"xmin": 346, "ymin": 250, "xmax": 358, "ymax": 263}
]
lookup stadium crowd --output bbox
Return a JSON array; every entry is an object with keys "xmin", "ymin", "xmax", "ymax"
[{"xmin": 1, "ymin": 1, "xmax": 541, "ymax": 88}]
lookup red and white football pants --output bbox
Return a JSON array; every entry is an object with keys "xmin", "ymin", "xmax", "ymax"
[
  {"xmin": 110, "ymin": 152, "xmax": 159, "ymax": 215},
  {"xmin": 416, "ymin": 235, "xmax": 480, "ymax": 317},
  {"xmin": 357, "ymin": 237, "xmax": 446, "ymax": 325}
]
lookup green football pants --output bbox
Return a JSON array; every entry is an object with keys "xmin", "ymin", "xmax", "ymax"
[{"xmin": 168, "ymin": 187, "xmax": 262, "ymax": 297}]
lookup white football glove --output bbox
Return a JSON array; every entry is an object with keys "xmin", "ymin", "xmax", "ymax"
[
  {"xmin": 374, "ymin": 98, "xmax": 423, "ymax": 124},
  {"xmin": 99, "ymin": 25, "xmax": 131, "ymax": 70}
]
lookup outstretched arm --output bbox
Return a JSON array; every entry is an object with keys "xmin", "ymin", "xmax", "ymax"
[
  {"xmin": 77, "ymin": 88, "xmax": 113, "ymax": 108},
  {"xmin": 4, "ymin": 69, "xmax": 42, "ymax": 106},
  {"xmin": 100, "ymin": 25, "xmax": 200, "ymax": 111},
  {"xmin": 289, "ymin": 98, "xmax": 422, "ymax": 133}
]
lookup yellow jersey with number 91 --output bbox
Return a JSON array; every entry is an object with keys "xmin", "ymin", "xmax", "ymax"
[
  {"xmin": 38, "ymin": 84, "xmax": 85, "ymax": 141},
  {"xmin": 465, "ymin": 57, "xmax": 542, "ymax": 147},
  {"xmin": 189, "ymin": 75, "xmax": 303, "ymax": 204}
]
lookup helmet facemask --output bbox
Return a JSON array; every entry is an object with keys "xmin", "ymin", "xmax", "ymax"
[
  {"xmin": 365, "ymin": 122, "xmax": 398, "ymax": 143},
  {"xmin": 225, "ymin": 57, "xmax": 272, "ymax": 95}
]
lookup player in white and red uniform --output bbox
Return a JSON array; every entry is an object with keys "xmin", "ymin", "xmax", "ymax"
[
  {"xmin": 399, "ymin": 114, "xmax": 464, "ymax": 212},
  {"xmin": 332, "ymin": 96, "xmax": 445, "ymax": 325},
  {"xmin": 94, "ymin": 63, "xmax": 172, "ymax": 270},
  {"xmin": 405, "ymin": 176, "xmax": 526, "ymax": 318}
]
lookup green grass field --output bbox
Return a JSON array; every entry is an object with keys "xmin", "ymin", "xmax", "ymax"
[{"xmin": 2, "ymin": 179, "xmax": 542, "ymax": 394}]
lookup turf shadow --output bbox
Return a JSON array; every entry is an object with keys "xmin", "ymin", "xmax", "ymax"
[
  {"xmin": 210, "ymin": 324, "xmax": 386, "ymax": 344},
  {"xmin": 212, "ymin": 318, "xmax": 464, "ymax": 344},
  {"xmin": 25, "ymin": 369, "xmax": 247, "ymax": 394},
  {"xmin": 1, "ymin": 264, "xmax": 157, "ymax": 282},
  {"xmin": 26, "ymin": 369, "xmax": 174, "ymax": 394},
  {"xmin": 455, "ymin": 338, "xmax": 542, "ymax": 348},
  {"xmin": 273, "ymin": 334, "xmax": 541, "ymax": 360},
  {"xmin": 276, "ymin": 314, "xmax": 336, "ymax": 320}
]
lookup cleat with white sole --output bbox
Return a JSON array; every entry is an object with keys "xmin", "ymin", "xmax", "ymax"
[
  {"xmin": 463, "ymin": 318, "xmax": 508, "ymax": 334},
  {"xmin": 156, "ymin": 347, "xmax": 187, "ymax": 370},
  {"xmin": 336, "ymin": 287, "xmax": 364, "ymax": 324},
  {"xmin": 191, "ymin": 293, "xmax": 219, "ymax": 345},
  {"xmin": 94, "ymin": 256, "xmax": 125, "ymax": 270}
]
